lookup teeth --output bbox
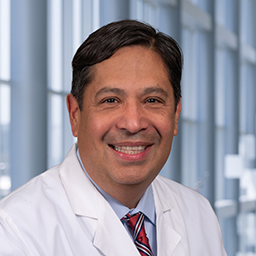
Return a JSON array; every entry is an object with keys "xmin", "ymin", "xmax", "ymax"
[{"xmin": 113, "ymin": 145, "xmax": 146, "ymax": 155}]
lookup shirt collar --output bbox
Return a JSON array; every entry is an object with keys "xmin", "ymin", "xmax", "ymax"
[{"xmin": 76, "ymin": 146, "xmax": 155, "ymax": 225}]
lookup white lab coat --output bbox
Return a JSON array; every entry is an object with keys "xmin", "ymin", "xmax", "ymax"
[{"xmin": 0, "ymin": 144, "xmax": 227, "ymax": 255}]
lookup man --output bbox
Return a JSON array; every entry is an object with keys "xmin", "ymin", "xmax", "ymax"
[{"xmin": 0, "ymin": 20, "xmax": 226, "ymax": 255}]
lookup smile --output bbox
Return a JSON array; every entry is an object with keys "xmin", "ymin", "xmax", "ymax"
[{"xmin": 111, "ymin": 145, "xmax": 146, "ymax": 155}]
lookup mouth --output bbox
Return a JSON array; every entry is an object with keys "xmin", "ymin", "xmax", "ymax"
[{"xmin": 109, "ymin": 145, "xmax": 147, "ymax": 155}]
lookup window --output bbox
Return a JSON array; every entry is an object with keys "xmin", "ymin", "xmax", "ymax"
[
  {"xmin": 47, "ymin": 0, "xmax": 100, "ymax": 168},
  {"xmin": 0, "ymin": 0, "xmax": 11, "ymax": 198}
]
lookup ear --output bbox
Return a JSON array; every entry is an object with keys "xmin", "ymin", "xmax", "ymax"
[
  {"xmin": 67, "ymin": 93, "xmax": 80, "ymax": 137},
  {"xmin": 173, "ymin": 98, "xmax": 181, "ymax": 136}
]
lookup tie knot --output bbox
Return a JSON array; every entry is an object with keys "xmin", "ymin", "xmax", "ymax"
[{"xmin": 122, "ymin": 212, "xmax": 146, "ymax": 240}]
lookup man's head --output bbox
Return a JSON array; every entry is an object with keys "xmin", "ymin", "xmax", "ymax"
[
  {"xmin": 71, "ymin": 19, "xmax": 182, "ymax": 112},
  {"xmin": 67, "ymin": 20, "xmax": 183, "ymax": 208}
]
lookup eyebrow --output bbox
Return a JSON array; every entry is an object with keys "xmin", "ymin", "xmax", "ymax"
[
  {"xmin": 140, "ymin": 86, "xmax": 169, "ymax": 98},
  {"xmin": 95, "ymin": 86, "xmax": 126, "ymax": 98},
  {"xmin": 95, "ymin": 85, "xmax": 169, "ymax": 98}
]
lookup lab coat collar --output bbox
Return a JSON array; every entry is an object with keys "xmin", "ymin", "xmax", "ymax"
[{"xmin": 59, "ymin": 144, "xmax": 99, "ymax": 218}]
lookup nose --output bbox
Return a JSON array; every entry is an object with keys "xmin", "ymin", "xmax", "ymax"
[{"xmin": 116, "ymin": 102, "xmax": 149, "ymax": 134}]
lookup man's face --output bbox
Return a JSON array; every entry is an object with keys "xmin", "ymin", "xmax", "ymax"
[{"xmin": 68, "ymin": 46, "xmax": 181, "ymax": 197}]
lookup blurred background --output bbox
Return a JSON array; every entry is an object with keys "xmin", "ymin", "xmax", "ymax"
[{"xmin": 0, "ymin": 0, "xmax": 256, "ymax": 255}]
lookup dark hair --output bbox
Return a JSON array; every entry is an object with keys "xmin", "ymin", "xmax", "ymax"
[{"xmin": 71, "ymin": 19, "xmax": 183, "ymax": 110}]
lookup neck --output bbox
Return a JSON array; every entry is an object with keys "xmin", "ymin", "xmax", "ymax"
[{"xmin": 100, "ymin": 182, "xmax": 149, "ymax": 209}]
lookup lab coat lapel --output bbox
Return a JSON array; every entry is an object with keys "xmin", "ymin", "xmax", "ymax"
[
  {"xmin": 93, "ymin": 204, "xmax": 140, "ymax": 256},
  {"xmin": 156, "ymin": 210, "xmax": 181, "ymax": 255},
  {"xmin": 60, "ymin": 145, "xmax": 140, "ymax": 256},
  {"xmin": 152, "ymin": 177, "xmax": 190, "ymax": 255}
]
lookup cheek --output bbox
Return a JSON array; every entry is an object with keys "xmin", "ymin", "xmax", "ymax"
[
  {"xmin": 86, "ymin": 114, "xmax": 114, "ymax": 142},
  {"xmin": 155, "ymin": 115, "xmax": 175, "ymax": 137}
]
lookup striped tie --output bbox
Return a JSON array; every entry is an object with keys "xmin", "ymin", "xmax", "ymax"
[{"xmin": 122, "ymin": 212, "xmax": 153, "ymax": 256}]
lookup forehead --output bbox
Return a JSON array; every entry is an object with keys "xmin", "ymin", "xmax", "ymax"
[
  {"xmin": 97, "ymin": 45, "xmax": 166, "ymax": 71},
  {"xmin": 88, "ymin": 46, "xmax": 171, "ymax": 92}
]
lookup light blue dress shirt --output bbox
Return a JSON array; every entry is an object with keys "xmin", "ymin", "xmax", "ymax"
[{"xmin": 76, "ymin": 147, "xmax": 157, "ymax": 255}]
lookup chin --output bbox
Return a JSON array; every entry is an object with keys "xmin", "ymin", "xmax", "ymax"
[{"xmin": 113, "ymin": 171, "xmax": 155, "ymax": 186}]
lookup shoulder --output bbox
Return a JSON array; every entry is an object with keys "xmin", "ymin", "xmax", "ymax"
[
  {"xmin": 0, "ymin": 165, "xmax": 62, "ymax": 213},
  {"xmin": 0, "ymin": 144, "xmax": 79, "ymax": 214},
  {"xmin": 0, "ymin": 164, "xmax": 75, "ymax": 246},
  {"xmin": 153, "ymin": 175, "xmax": 208, "ymax": 200},
  {"xmin": 0, "ymin": 166, "xmax": 64, "ymax": 250},
  {"xmin": 152, "ymin": 175, "xmax": 213, "ymax": 213}
]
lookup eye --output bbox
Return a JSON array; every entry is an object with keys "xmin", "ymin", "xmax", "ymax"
[
  {"xmin": 106, "ymin": 98, "xmax": 117, "ymax": 103},
  {"xmin": 145, "ymin": 97, "xmax": 163, "ymax": 104},
  {"xmin": 147, "ymin": 98, "xmax": 158, "ymax": 103},
  {"xmin": 100, "ymin": 97, "xmax": 119, "ymax": 104}
]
